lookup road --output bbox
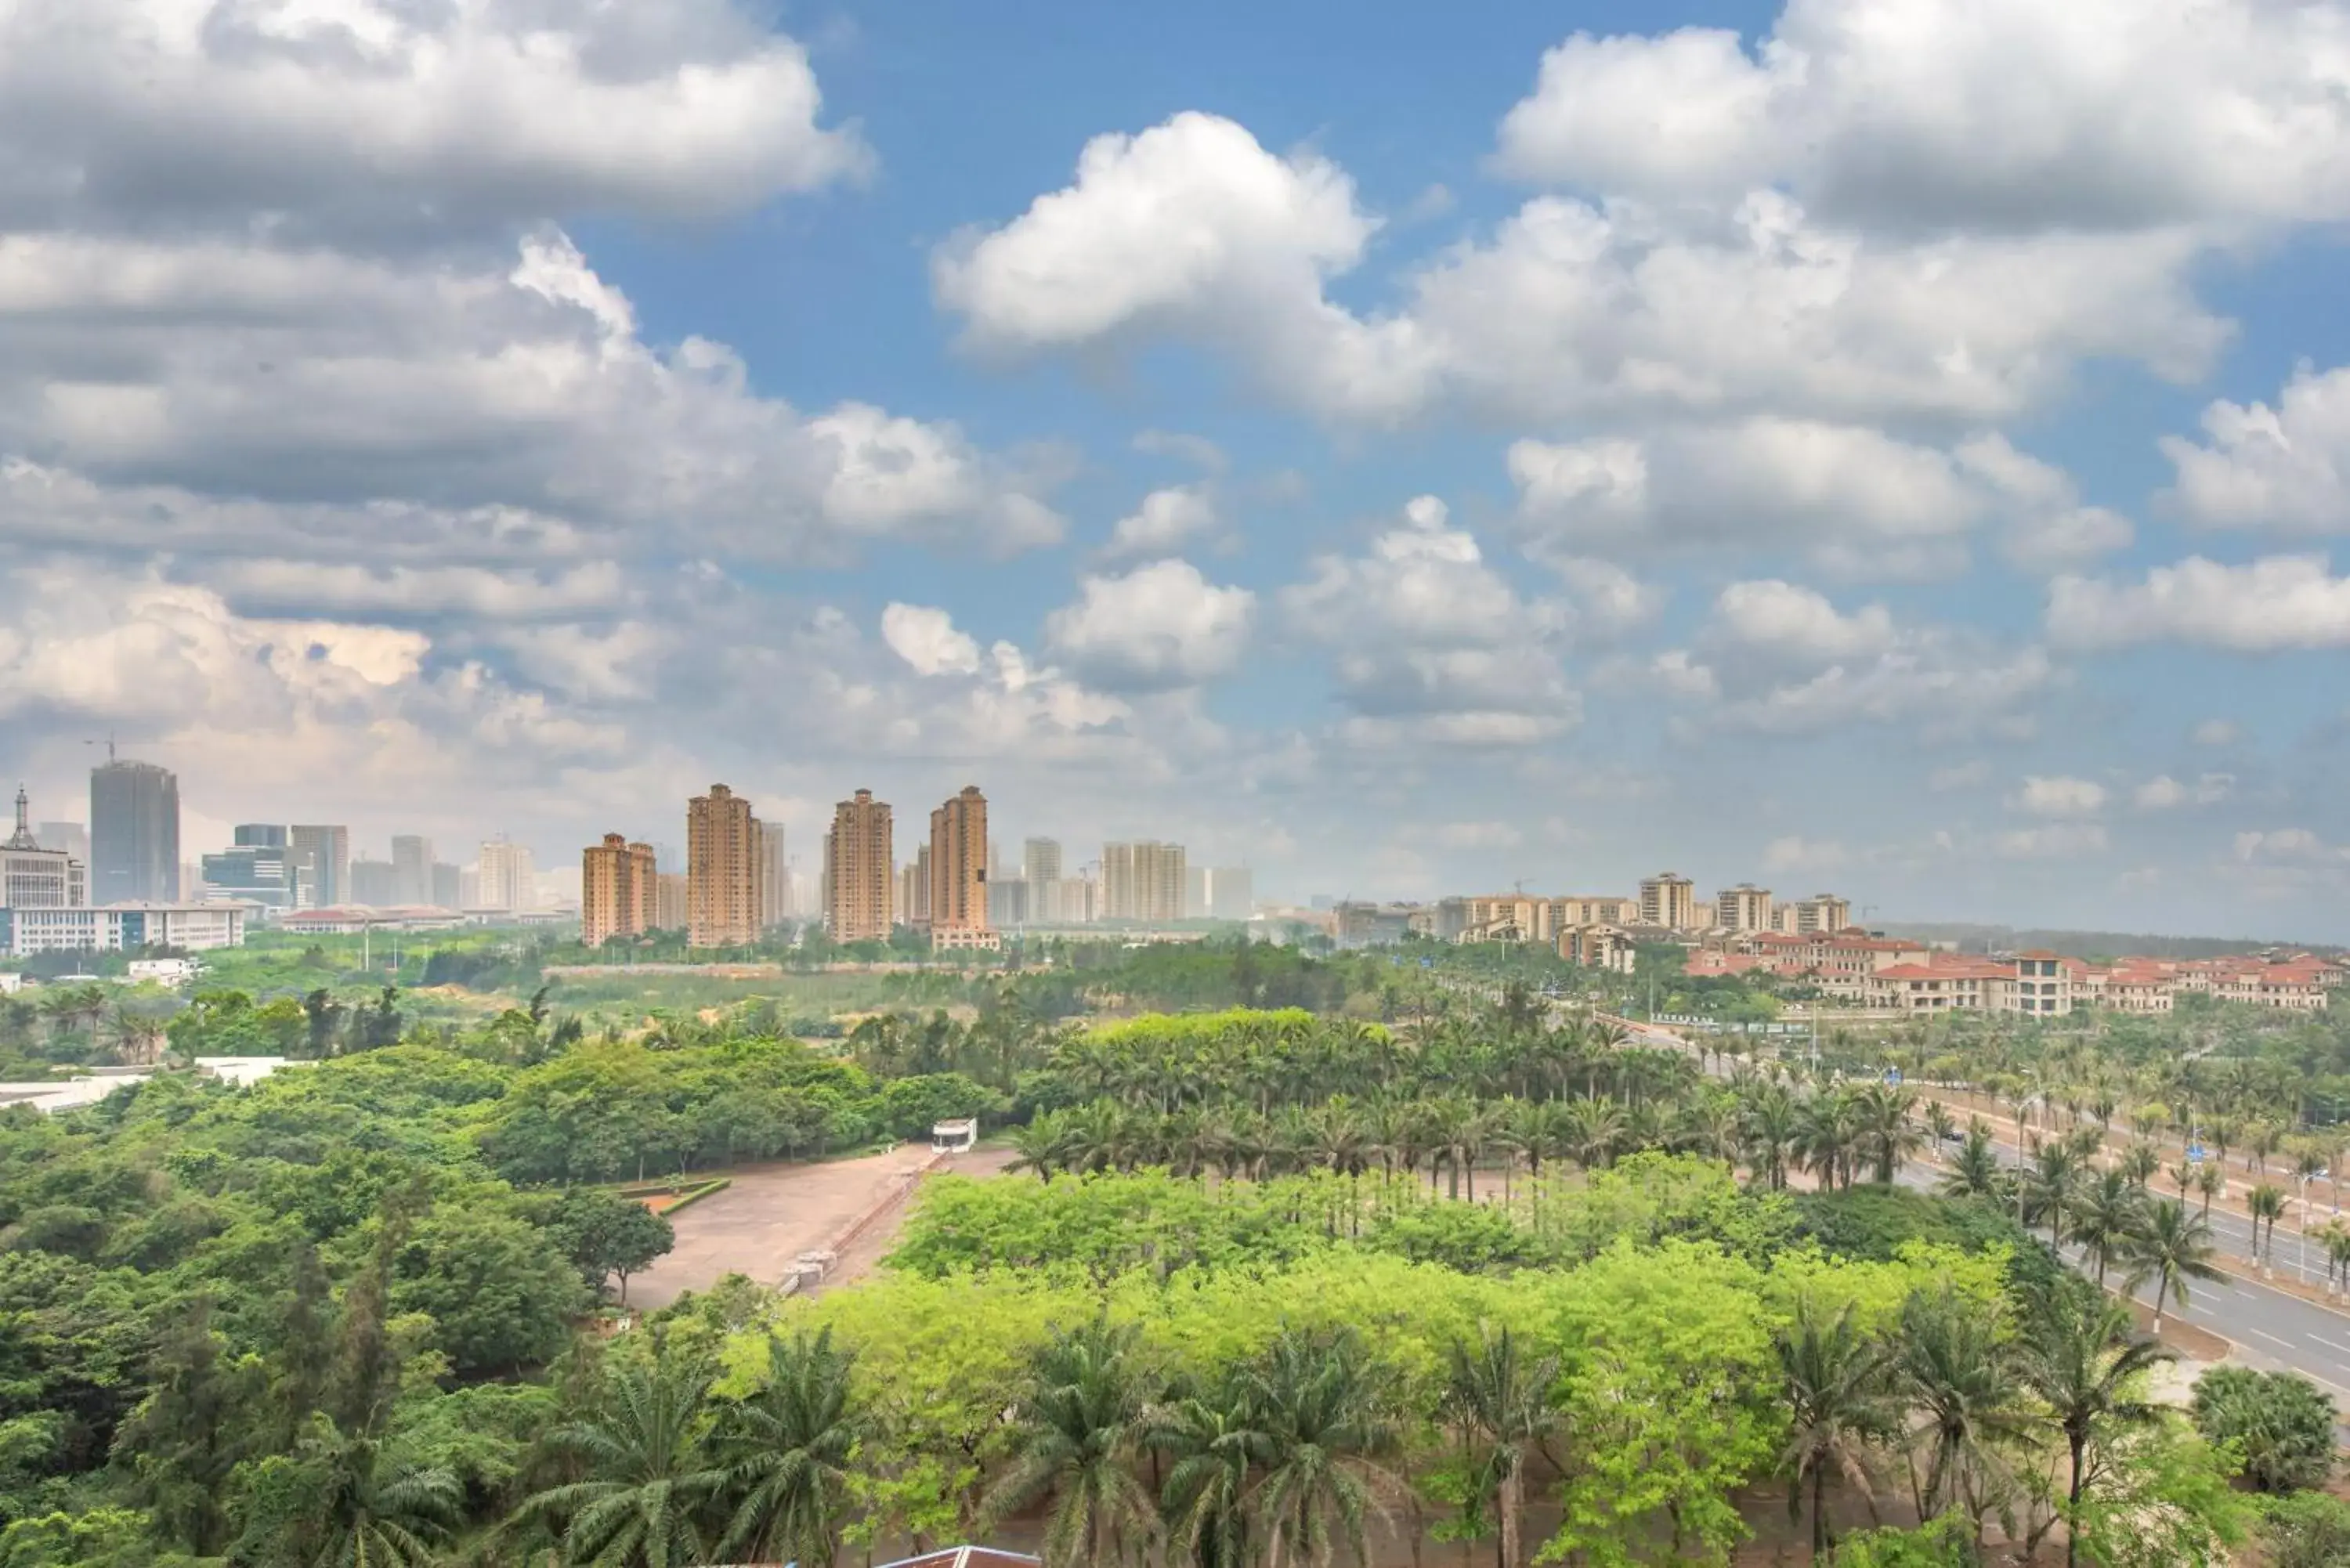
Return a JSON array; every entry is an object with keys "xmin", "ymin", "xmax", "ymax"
[{"xmin": 1607, "ymin": 1016, "xmax": 2350, "ymax": 1405}]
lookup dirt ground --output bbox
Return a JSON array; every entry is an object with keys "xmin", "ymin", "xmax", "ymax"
[
  {"xmin": 627, "ymin": 1143, "xmax": 1020, "ymax": 1310},
  {"xmin": 627, "ymin": 1146, "xmax": 940, "ymax": 1310}
]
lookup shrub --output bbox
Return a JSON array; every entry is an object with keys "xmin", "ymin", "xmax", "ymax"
[{"xmin": 2189, "ymin": 1367, "xmax": 2336, "ymax": 1493}]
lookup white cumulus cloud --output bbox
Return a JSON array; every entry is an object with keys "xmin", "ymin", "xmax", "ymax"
[
  {"xmin": 2048, "ymin": 555, "xmax": 2350, "ymax": 652},
  {"xmin": 1044, "ymin": 558, "xmax": 1256, "ymax": 689}
]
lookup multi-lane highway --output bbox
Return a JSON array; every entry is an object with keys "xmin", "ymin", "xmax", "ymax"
[{"xmin": 1610, "ymin": 1016, "xmax": 2350, "ymax": 1401}]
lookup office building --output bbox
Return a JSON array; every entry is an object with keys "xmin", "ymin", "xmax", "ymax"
[
  {"xmin": 1715, "ymin": 884, "xmax": 1773, "ymax": 933},
  {"xmin": 90, "ymin": 757, "xmax": 179, "ymax": 904},
  {"xmin": 685, "ymin": 784, "xmax": 761, "ymax": 948},
  {"xmin": 1638, "ymin": 873, "xmax": 1697, "ymax": 932},
  {"xmin": 1, "ymin": 903, "xmax": 244, "ymax": 956},
  {"xmin": 1103, "ymin": 840, "xmax": 1186, "ymax": 923},
  {"xmin": 927, "ymin": 787, "xmax": 991, "ymax": 948},
  {"xmin": 2, "ymin": 789, "xmax": 85, "ymax": 909},
  {"xmin": 475, "ymin": 837, "xmax": 535, "ymax": 912},
  {"xmin": 35, "ymin": 822, "xmax": 87, "ymax": 866},
  {"xmin": 390, "ymin": 836, "xmax": 434, "ymax": 905},
  {"xmin": 581, "ymin": 834, "xmax": 657, "ymax": 947},
  {"xmin": 349, "ymin": 858, "xmax": 396, "ymax": 906},
  {"xmin": 826, "ymin": 789, "xmax": 893, "ymax": 944},
  {"xmin": 291, "ymin": 825, "xmax": 349, "ymax": 910},
  {"xmin": 199, "ymin": 844, "xmax": 295, "ymax": 910},
  {"xmin": 757, "ymin": 821, "xmax": 790, "ymax": 927},
  {"xmin": 236, "ymin": 824, "xmax": 287, "ymax": 850}
]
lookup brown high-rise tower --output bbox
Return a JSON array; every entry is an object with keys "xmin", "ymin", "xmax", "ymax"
[
  {"xmin": 581, "ymin": 833, "xmax": 656, "ymax": 947},
  {"xmin": 826, "ymin": 789, "xmax": 892, "ymax": 943},
  {"xmin": 687, "ymin": 784, "xmax": 762, "ymax": 948},
  {"xmin": 928, "ymin": 786, "xmax": 990, "ymax": 944}
]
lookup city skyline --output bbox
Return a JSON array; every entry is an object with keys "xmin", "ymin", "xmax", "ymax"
[{"xmin": 5, "ymin": 0, "xmax": 2350, "ymax": 939}]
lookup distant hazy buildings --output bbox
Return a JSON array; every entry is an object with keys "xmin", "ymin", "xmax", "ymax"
[
  {"xmin": 581, "ymin": 833, "xmax": 656, "ymax": 946},
  {"xmin": 291, "ymin": 825, "xmax": 349, "ymax": 909},
  {"xmin": 2, "ymin": 789, "xmax": 84, "ymax": 909},
  {"xmin": 927, "ymin": 787, "xmax": 996, "ymax": 950},
  {"xmin": 35, "ymin": 821, "xmax": 87, "ymax": 866},
  {"xmin": 1103, "ymin": 840, "xmax": 1185, "ymax": 923},
  {"xmin": 91, "ymin": 758, "xmax": 179, "ymax": 904},
  {"xmin": 476, "ymin": 837, "xmax": 535, "ymax": 912},
  {"xmin": 686, "ymin": 784, "xmax": 761, "ymax": 949},
  {"xmin": 431, "ymin": 862, "xmax": 459, "ymax": 910},
  {"xmin": 757, "ymin": 822, "xmax": 790, "ymax": 927},
  {"xmin": 1185, "ymin": 865, "xmax": 1253, "ymax": 922},
  {"xmin": 826, "ymin": 789, "xmax": 893, "ymax": 944},
  {"xmin": 390, "ymin": 836, "xmax": 434, "ymax": 906},
  {"xmin": 349, "ymin": 857, "xmax": 394, "ymax": 906}
]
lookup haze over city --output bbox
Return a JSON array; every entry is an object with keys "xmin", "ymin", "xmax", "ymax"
[{"xmin": 4, "ymin": 0, "xmax": 2350, "ymax": 941}]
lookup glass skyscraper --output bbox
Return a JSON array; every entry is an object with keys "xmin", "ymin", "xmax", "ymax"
[{"xmin": 89, "ymin": 758, "xmax": 180, "ymax": 905}]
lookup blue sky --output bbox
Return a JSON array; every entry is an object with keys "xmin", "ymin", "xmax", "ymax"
[{"xmin": 2, "ymin": 0, "xmax": 2349, "ymax": 938}]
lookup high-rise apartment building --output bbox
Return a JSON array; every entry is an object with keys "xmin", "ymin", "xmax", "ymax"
[
  {"xmin": 826, "ymin": 789, "xmax": 893, "ymax": 943},
  {"xmin": 2, "ymin": 789, "xmax": 85, "ymax": 909},
  {"xmin": 1715, "ymin": 884, "xmax": 1773, "ymax": 933},
  {"xmin": 757, "ymin": 821, "xmax": 790, "ymax": 927},
  {"xmin": 655, "ymin": 872, "xmax": 689, "ymax": 930},
  {"xmin": 686, "ymin": 784, "xmax": 761, "ymax": 948},
  {"xmin": 431, "ymin": 862, "xmax": 460, "ymax": 909},
  {"xmin": 927, "ymin": 786, "xmax": 993, "ymax": 948},
  {"xmin": 476, "ymin": 837, "xmax": 536, "ymax": 912},
  {"xmin": 581, "ymin": 833, "xmax": 657, "ymax": 946},
  {"xmin": 290, "ymin": 825, "xmax": 349, "ymax": 909},
  {"xmin": 90, "ymin": 758, "xmax": 179, "ymax": 904},
  {"xmin": 1775, "ymin": 894, "xmax": 1854, "ymax": 935},
  {"xmin": 390, "ymin": 835, "xmax": 435, "ymax": 905},
  {"xmin": 1023, "ymin": 837, "xmax": 1061, "ymax": 887},
  {"xmin": 1638, "ymin": 873, "xmax": 1697, "ymax": 931},
  {"xmin": 1103, "ymin": 840, "xmax": 1186, "ymax": 923}
]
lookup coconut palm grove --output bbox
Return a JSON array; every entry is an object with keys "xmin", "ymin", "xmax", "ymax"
[{"xmin": 5, "ymin": 930, "xmax": 2350, "ymax": 1566}]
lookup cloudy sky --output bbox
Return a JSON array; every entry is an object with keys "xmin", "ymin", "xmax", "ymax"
[{"xmin": 4, "ymin": 0, "xmax": 2350, "ymax": 938}]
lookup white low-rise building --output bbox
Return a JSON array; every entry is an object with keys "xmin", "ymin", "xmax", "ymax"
[
  {"xmin": 0, "ymin": 904, "xmax": 245, "ymax": 956},
  {"xmin": 127, "ymin": 957, "xmax": 204, "ymax": 986}
]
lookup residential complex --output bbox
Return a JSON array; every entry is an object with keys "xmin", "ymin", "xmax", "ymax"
[
  {"xmin": 1638, "ymin": 873, "xmax": 1697, "ymax": 932},
  {"xmin": 475, "ymin": 837, "xmax": 536, "ymax": 913},
  {"xmin": 1103, "ymin": 840, "xmax": 1187, "ymax": 923},
  {"xmin": 686, "ymin": 785, "xmax": 763, "ymax": 948},
  {"xmin": 927, "ymin": 786, "xmax": 998, "ymax": 951},
  {"xmin": 826, "ymin": 789, "xmax": 893, "ymax": 944},
  {"xmin": 580, "ymin": 834, "xmax": 656, "ymax": 947}
]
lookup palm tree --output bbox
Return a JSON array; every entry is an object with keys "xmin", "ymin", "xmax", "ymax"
[
  {"xmin": 2118, "ymin": 1140, "xmax": 2163, "ymax": 1190},
  {"xmin": 517, "ymin": 1355, "xmax": 726, "ymax": 1568},
  {"xmin": 1937, "ymin": 1127, "xmax": 2004, "ymax": 1202},
  {"xmin": 983, "ymin": 1318, "xmax": 1158, "ymax": 1568},
  {"xmin": 1443, "ymin": 1325, "xmax": 1561, "ymax": 1568},
  {"xmin": 2021, "ymin": 1288, "xmax": 2173, "ymax": 1568},
  {"xmin": 1242, "ymin": 1328, "xmax": 1400, "ymax": 1568},
  {"xmin": 238, "ymin": 1414, "xmax": 460, "ymax": 1568},
  {"xmin": 1008, "ymin": 1112, "xmax": 1073, "ymax": 1182},
  {"xmin": 2248, "ymin": 1182, "xmax": 2289, "ymax": 1271},
  {"xmin": 2118, "ymin": 1199, "xmax": 2222, "ymax": 1329},
  {"xmin": 1894, "ymin": 1288, "xmax": 2033, "ymax": 1540},
  {"xmin": 1561, "ymin": 1095, "xmax": 1625, "ymax": 1172},
  {"xmin": 1776, "ymin": 1297, "xmax": 1899, "ymax": 1558},
  {"xmin": 1855, "ymin": 1085, "xmax": 1923, "ymax": 1185},
  {"xmin": 2194, "ymin": 1161, "xmax": 2223, "ymax": 1218},
  {"xmin": 2023, "ymin": 1138, "xmax": 2084, "ymax": 1245},
  {"xmin": 714, "ymin": 1328, "xmax": 866, "ymax": 1568},
  {"xmin": 1740, "ymin": 1083, "xmax": 1799, "ymax": 1190},
  {"xmin": 1150, "ymin": 1373, "xmax": 1265, "ymax": 1568},
  {"xmin": 2066, "ymin": 1170, "xmax": 2148, "ymax": 1288},
  {"xmin": 1796, "ymin": 1090, "xmax": 1864, "ymax": 1191}
]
